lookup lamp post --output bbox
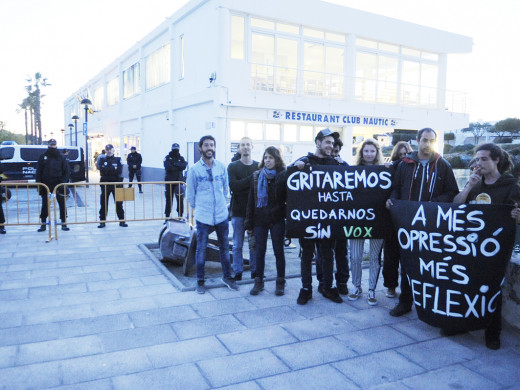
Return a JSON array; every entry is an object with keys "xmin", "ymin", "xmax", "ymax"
[
  {"xmin": 80, "ymin": 98, "xmax": 92, "ymax": 183},
  {"xmin": 72, "ymin": 115, "xmax": 79, "ymax": 146},
  {"xmin": 61, "ymin": 129, "xmax": 65, "ymax": 145},
  {"xmin": 67, "ymin": 123, "xmax": 73, "ymax": 146}
]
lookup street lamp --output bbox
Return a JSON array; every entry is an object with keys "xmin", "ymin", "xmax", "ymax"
[
  {"xmin": 80, "ymin": 98, "xmax": 92, "ymax": 183},
  {"xmin": 67, "ymin": 123, "xmax": 73, "ymax": 146},
  {"xmin": 61, "ymin": 129, "xmax": 65, "ymax": 145},
  {"xmin": 71, "ymin": 115, "xmax": 79, "ymax": 146}
]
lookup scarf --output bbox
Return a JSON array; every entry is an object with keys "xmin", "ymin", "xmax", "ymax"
[{"xmin": 257, "ymin": 167, "xmax": 277, "ymax": 208}]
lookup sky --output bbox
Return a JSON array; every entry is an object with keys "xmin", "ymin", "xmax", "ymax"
[{"xmin": 1, "ymin": 0, "xmax": 519, "ymax": 139}]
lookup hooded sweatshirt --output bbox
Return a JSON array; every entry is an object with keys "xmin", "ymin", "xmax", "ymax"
[{"xmin": 466, "ymin": 174, "xmax": 520, "ymax": 205}]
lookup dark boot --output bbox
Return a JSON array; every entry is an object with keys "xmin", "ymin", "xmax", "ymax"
[
  {"xmin": 297, "ymin": 288, "xmax": 312, "ymax": 305},
  {"xmin": 37, "ymin": 220, "xmax": 46, "ymax": 232},
  {"xmin": 275, "ymin": 277, "xmax": 285, "ymax": 296},
  {"xmin": 250, "ymin": 277, "xmax": 264, "ymax": 295}
]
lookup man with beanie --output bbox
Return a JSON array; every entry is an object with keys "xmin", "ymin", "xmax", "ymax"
[
  {"xmin": 36, "ymin": 139, "xmax": 70, "ymax": 232},
  {"xmin": 98, "ymin": 144, "xmax": 128, "ymax": 228},
  {"xmin": 164, "ymin": 143, "xmax": 187, "ymax": 218},
  {"xmin": 127, "ymin": 146, "xmax": 143, "ymax": 193}
]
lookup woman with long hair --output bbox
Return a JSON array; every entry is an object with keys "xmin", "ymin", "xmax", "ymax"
[
  {"xmin": 245, "ymin": 146, "xmax": 287, "ymax": 296},
  {"xmin": 348, "ymin": 138, "xmax": 384, "ymax": 305}
]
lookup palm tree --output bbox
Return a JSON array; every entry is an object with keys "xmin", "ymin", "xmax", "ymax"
[{"xmin": 25, "ymin": 73, "xmax": 50, "ymax": 144}]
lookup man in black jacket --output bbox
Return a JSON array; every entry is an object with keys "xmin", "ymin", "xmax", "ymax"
[
  {"xmin": 127, "ymin": 146, "xmax": 143, "ymax": 193},
  {"xmin": 293, "ymin": 128, "xmax": 342, "ymax": 305},
  {"xmin": 386, "ymin": 128, "xmax": 459, "ymax": 316},
  {"xmin": 0, "ymin": 161, "xmax": 6, "ymax": 234},
  {"xmin": 98, "ymin": 144, "xmax": 127, "ymax": 228},
  {"xmin": 164, "ymin": 143, "xmax": 187, "ymax": 218},
  {"xmin": 36, "ymin": 139, "xmax": 70, "ymax": 232}
]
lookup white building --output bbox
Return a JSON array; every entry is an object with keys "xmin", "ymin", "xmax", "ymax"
[{"xmin": 64, "ymin": 0, "xmax": 472, "ymax": 179}]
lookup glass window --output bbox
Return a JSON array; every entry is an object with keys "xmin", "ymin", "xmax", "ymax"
[
  {"xmin": 326, "ymin": 32, "xmax": 345, "ymax": 43},
  {"xmin": 180, "ymin": 36, "xmax": 185, "ymax": 78},
  {"xmin": 230, "ymin": 121, "xmax": 245, "ymax": 140},
  {"xmin": 247, "ymin": 122, "xmax": 263, "ymax": 140},
  {"xmin": 356, "ymin": 38, "xmax": 377, "ymax": 49},
  {"xmin": 422, "ymin": 51, "xmax": 439, "ymax": 61},
  {"xmin": 401, "ymin": 60, "xmax": 420, "ymax": 104},
  {"xmin": 276, "ymin": 38, "xmax": 298, "ymax": 94},
  {"xmin": 304, "ymin": 42, "xmax": 324, "ymax": 96},
  {"xmin": 283, "ymin": 124, "xmax": 297, "ymax": 142},
  {"xmin": 123, "ymin": 62, "xmax": 140, "ymax": 99},
  {"xmin": 277, "ymin": 22, "xmax": 299, "ymax": 34},
  {"xmin": 251, "ymin": 17, "xmax": 275, "ymax": 30},
  {"xmin": 93, "ymin": 86, "xmax": 104, "ymax": 111},
  {"xmin": 355, "ymin": 52, "xmax": 377, "ymax": 101},
  {"xmin": 326, "ymin": 46, "xmax": 344, "ymax": 97},
  {"xmin": 145, "ymin": 44, "xmax": 170, "ymax": 90},
  {"xmin": 421, "ymin": 63, "xmax": 438, "ymax": 106},
  {"xmin": 379, "ymin": 42, "xmax": 399, "ymax": 53},
  {"xmin": 0, "ymin": 147, "xmax": 14, "ymax": 160},
  {"xmin": 303, "ymin": 27, "xmax": 324, "ymax": 39},
  {"xmin": 377, "ymin": 55, "xmax": 398, "ymax": 103},
  {"xmin": 300, "ymin": 125, "xmax": 314, "ymax": 141},
  {"xmin": 265, "ymin": 123, "xmax": 280, "ymax": 140},
  {"xmin": 107, "ymin": 77, "xmax": 119, "ymax": 106},
  {"xmin": 251, "ymin": 33, "xmax": 275, "ymax": 91},
  {"xmin": 402, "ymin": 47, "xmax": 420, "ymax": 58},
  {"xmin": 231, "ymin": 15, "xmax": 245, "ymax": 60}
]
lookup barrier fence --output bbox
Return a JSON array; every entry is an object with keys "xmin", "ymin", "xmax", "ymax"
[{"xmin": 0, "ymin": 181, "xmax": 189, "ymax": 241}]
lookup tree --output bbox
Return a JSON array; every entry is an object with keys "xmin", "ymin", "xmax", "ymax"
[
  {"xmin": 461, "ymin": 122, "xmax": 492, "ymax": 144},
  {"xmin": 25, "ymin": 73, "xmax": 50, "ymax": 144},
  {"xmin": 494, "ymin": 118, "xmax": 520, "ymax": 138}
]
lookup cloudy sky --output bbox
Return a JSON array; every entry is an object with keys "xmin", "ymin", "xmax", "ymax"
[{"xmin": 1, "ymin": 0, "xmax": 518, "ymax": 139}]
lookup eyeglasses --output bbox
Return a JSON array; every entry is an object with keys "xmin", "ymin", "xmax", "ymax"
[{"xmin": 206, "ymin": 168, "xmax": 213, "ymax": 182}]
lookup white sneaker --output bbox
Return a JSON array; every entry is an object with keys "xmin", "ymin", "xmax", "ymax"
[
  {"xmin": 367, "ymin": 290, "xmax": 377, "ymax": 306},
  {"xmin": 348, "ymin": 287, "xmax": 362, "ymax": 301}
]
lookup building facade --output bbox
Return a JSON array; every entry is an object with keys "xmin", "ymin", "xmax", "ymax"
[{"xmin": 64, "ymin": 0, "xmax": 472, "ymax": 179}]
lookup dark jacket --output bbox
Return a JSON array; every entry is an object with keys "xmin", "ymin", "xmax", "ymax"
[
  {"xmin": 164, "ymin": 151, "xmax": 187, "ymax": 181},
  {"xmin": 99, "ymin": 155, "xmax": 123, "ymax": 182},
  {"xmin": 292, "ymin": 152, "xmax": 339, "ymax": 167},
  {"xmin": 126, "ymin": 152, "xmax": 142, "ymax": 171},
  {"xmin": 390, "ymin": 151, "xmax": 459, "ymax": 202},
  {"xmin": 467, "ymin": 174, "xmax": 520, "ymax": 205},
  {"xmin": 228, "ymin": 160, "xmax": 259, "ymax": 218},
  {"xmin": 245, "ymin": 168, "xmax": 286, "ymax": 230},
  {"xmin": 36, "ymin": 148, "xmax": 70, "ymax": 192}
]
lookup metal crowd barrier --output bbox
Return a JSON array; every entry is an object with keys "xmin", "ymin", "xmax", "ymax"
[
  {"xmin": 0, "ymin": 182, "xmax": 52, "ymax": 242},
  {"xmin": 52, "ymin": 181, "xmax": 190, "ymax": 240}
]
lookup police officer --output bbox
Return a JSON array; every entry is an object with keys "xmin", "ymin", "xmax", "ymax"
[
  {"xmin": 127, "ymin": 146, "xmax": 143, "ymax": 193},
  {"xmin": 98, "ymin": 144, "xmax": 128, "ymax": 228},
  {"xmin": 164, "ymin": 143, "xmax": 187, "ymax": 218},
  {"xmin": 36, "ymin": 138, "xmax": 70, "ymax": 232},
  {"xmin": 0, "ymin": 160, "xmax": 6, "ymax": 234}
]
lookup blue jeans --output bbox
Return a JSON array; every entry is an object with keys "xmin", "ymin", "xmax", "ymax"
[
  {"xmin": 232, "ymin": 217, "xmax": 256, "ymax": 274},
  {"xmin": 254, "ymin": 220, "xmax": 285, "ymax": 279},
  {"xmin": 195, "ymin": 220, "xmax": 232, "ymax": 281}
]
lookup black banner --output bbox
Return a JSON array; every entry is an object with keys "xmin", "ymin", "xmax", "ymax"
[
  {"xmin": 285, "ymin": 165, "xmax": 393, "ymax": 239},
  {"xmin": 390, "ymin": 200, "xmax": 514, "ymax": 331}
]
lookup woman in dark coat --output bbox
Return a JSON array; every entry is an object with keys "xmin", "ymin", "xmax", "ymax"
[{"xmin": 245, "ymin": 146, "xmax": 286, "ymax": 296}]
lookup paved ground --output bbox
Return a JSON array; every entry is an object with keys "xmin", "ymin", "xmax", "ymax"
[{"xmin": 1, "ymin": 172, "xmax": 520, "ymax": 389}]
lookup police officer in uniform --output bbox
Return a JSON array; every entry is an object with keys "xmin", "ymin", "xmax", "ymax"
[
  {"xmin": 36, "ymin": 138, "xmax": 70, "ymax": 231},
  {"xmin": 127, "ymin": 146, "xmax": 143, "ymax": 193},
  {"xmin": 0, "ymin": 161, "xmax": 6, "ymax": 234},
  {"xmin": 164, "ymin": 143, "xmax": 187, "ymax": 218},
  {"xmin": 98, "ymin": 144, "xmax": 128, "ymax": 228}
]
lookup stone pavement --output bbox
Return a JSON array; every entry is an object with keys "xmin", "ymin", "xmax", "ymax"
[{"xmin": 0, "ymin": 219, "xmax": 520, "ymax": 390}]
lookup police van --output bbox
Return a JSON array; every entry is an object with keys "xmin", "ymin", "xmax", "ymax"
[{"xmin": 0, "ymin": 145, "xmax": 86, "ymax": 182}]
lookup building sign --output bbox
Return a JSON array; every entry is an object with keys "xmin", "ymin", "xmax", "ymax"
[
  {"xmin": 285, "ymin": 165, "xmax": 393, "ymax": 239},
  {"xmin": 390, "ymin": 200, "xmax": 514, "ymax": 332},
  {"xmin": 272, "ymin": 110, "xmax": 397, "ymax": 127}
]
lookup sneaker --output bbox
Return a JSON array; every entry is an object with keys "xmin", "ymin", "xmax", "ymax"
[
  {"xmin": 347, "ymin": 287, "xmax": 362, "ymax": 301},
  {"xmin": 389, "ymin": 303, "xmax": 412, "ymax": 317},
  {"xmin": 196, "ymin": 281, "xmax": 206, "ymax": 294},
  {"xmin": 322, "ymin": 287, "xmax": 343, "ymax": 303},
  {"xmin": 367, "ymin": 290, "xmax": 377, "ymax": 306},
  {"xmin": 337, "ymin": 284, "xmax": 349, "ymax": 295},
  {"xmin": 385, "ymin": 287, "xmax": 396, "ymax": 298},
  {"xmin": 0, "ymin": 227, "xmax": 6, "ymax": 234},
  {"xmin": 514, "ymin": 244, "xmax": 520, "ymax": 254},
  {"xmin": 61, "ymin": 224, "xmax": 70, "ymax": 231},
  {"xmin": 297, "ymin": 288, "xmax": 312, "ymax": 305},
  {"xmin": 485, "ymin": 330, "xmax": 501, "ymax": 350},
  {"xmin": 37, "ymin": 224, "xmax": 46, "ymax": 232},
  {"xmin": 97, "ymin": 223, "xmax": 106, "ymax": 228},
  {"xmin": 250, "ymin": 277, "xmax": 264, "ymax": 295},
  {"xmin": 222, "ymin": 277, "xmax": 239, "ymax": 291},
  {"xmin": 275, "ymin": 277, "xmax": 285, "ymax": 296},
  {"xmin": 119, "ymin": 222, "xmax": 128, "ymax": 227},
  {"xmin": 233, "ymin": 272, "xmax": 242, "ymax": 281}
]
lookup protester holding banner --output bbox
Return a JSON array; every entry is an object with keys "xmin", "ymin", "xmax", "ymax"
[
  {"xmin": 348, "ymin": 139, "xmax": 385, "ymax": 305},
  {"xmin": 292, "ymin": 128, "xmax": 342, "ymax": 305},
  {"xmin": 382, "ymin": 141, "xmax": 413, "ymax": 298},
  {"xmin": 245, "ymin": 146, "xmax": 287, "ymax": 296},
  {"xmin": 453, "ymin": 142, "xmax": 520, "ymax": 350},
  {"xmin": 386, "ymin": 128, "xmax": 459, "ymax": 317}
]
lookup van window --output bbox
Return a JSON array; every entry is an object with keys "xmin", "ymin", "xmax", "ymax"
[
  {"xmin": 60, "ymin": 148, "xmax": 78, "ymax": 160},
  {"xmin": 20, "ymin": 148, "xmax": 46, "ymax": 162},
  {"xmin": 0, "ymin": 147, "xmax": 15, "ymax": 160}
]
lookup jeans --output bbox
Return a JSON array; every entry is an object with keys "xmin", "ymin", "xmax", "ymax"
[
  {"xmin": 316, "ymin": 239, "xmax": 349, "ymax": 288},
  {"xmin": 232, "ymin": 217, "xmax": 256, "ymax": 274},
  {"xmin": 195, "ymin": 220, "xmax": 232, "ymax": 281},
  {"xmin": 254, "ymin": 220, "xmax": 285, "ymax": 279},
  {"xmin": 300, "ymin": 238, "xmax": 334, "ymax": 290}
]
